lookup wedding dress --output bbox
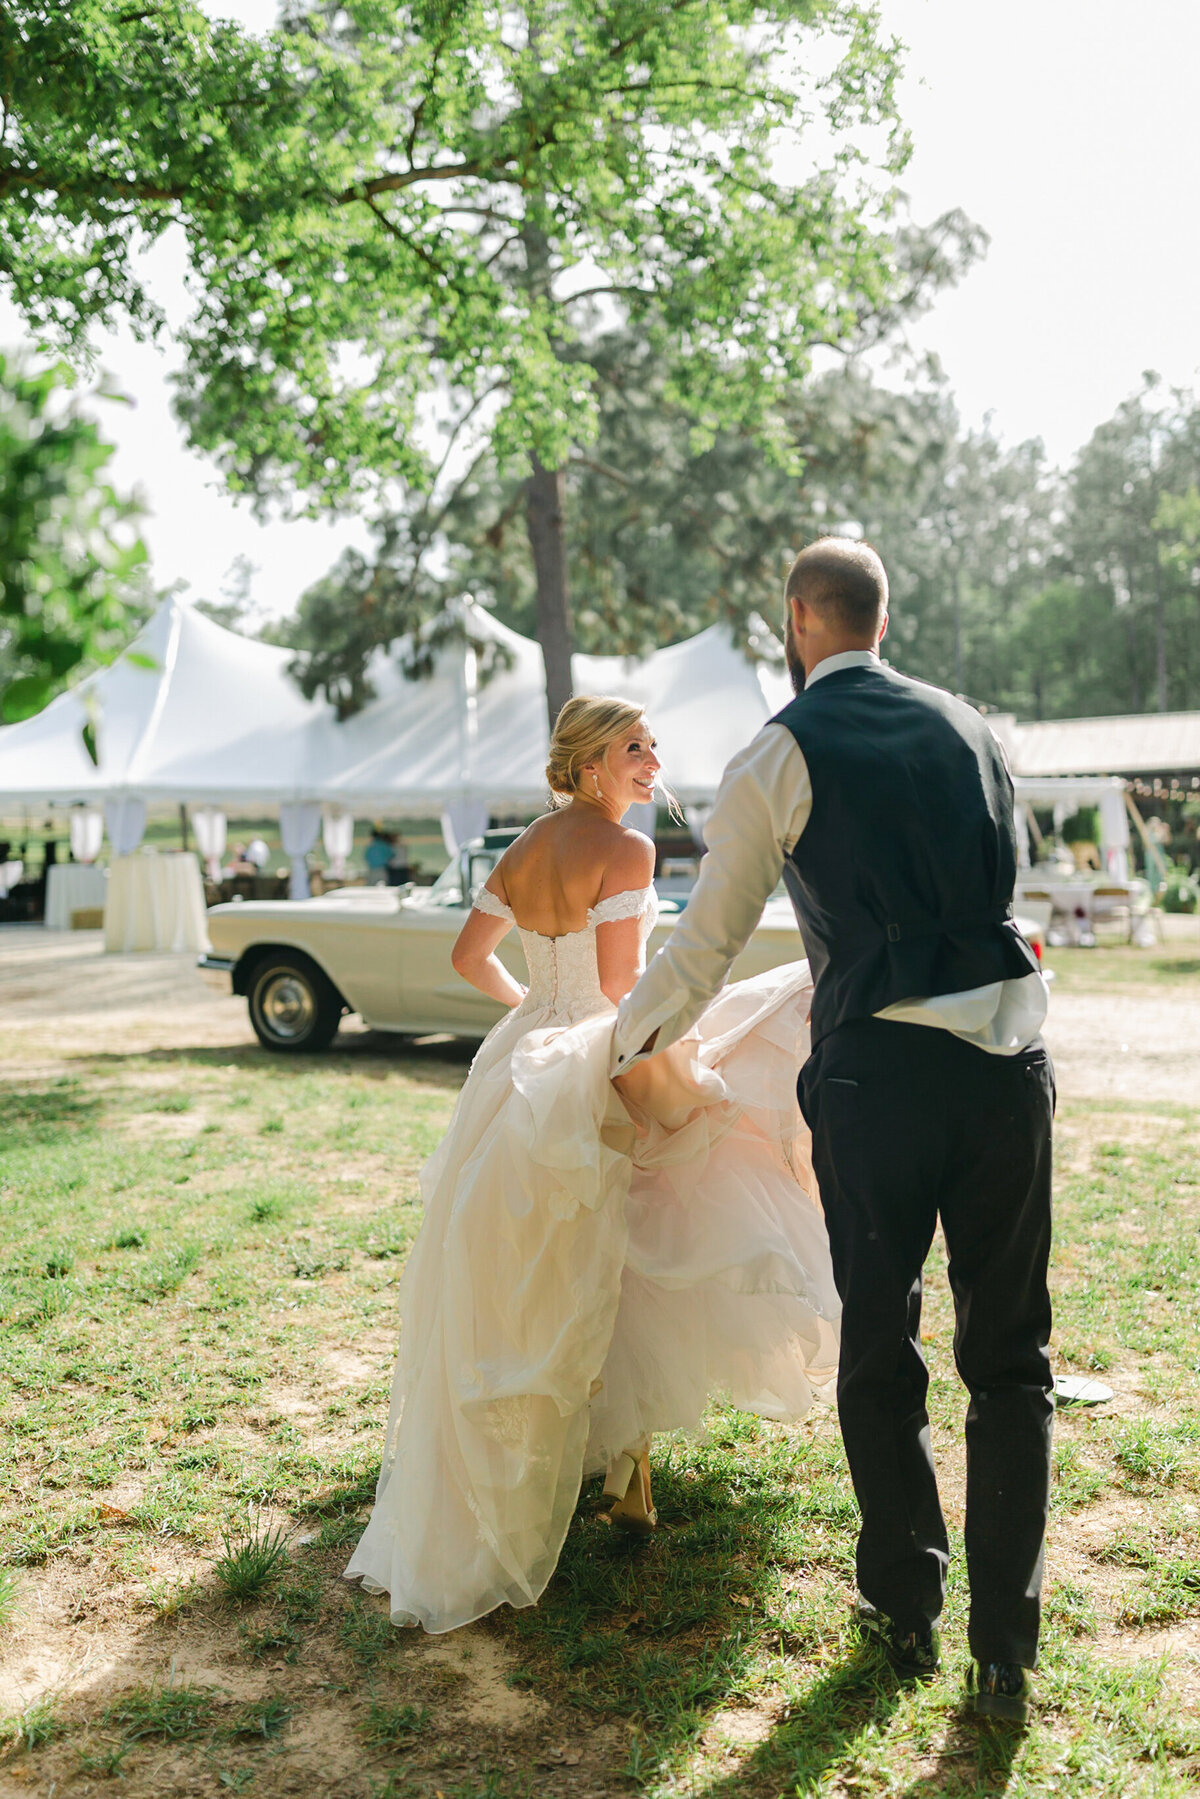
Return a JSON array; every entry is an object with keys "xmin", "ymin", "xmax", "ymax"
[{"xmin": 345, "ymin": 884, "xmax": 839, "ymax": 1633}]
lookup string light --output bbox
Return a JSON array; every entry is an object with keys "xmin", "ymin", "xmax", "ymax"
[{"xmin": 1128, "ymin": 777, "xmax": 1199, "ymax": 804}]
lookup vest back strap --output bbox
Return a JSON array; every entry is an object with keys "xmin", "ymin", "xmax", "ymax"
[
  {"xmin": 819, "ymin": 905, "xmax": 1015, "ymax": 947},
  {"xmin": 882, "ymin": 905, "xmax": 1014, "ymax": 944}
]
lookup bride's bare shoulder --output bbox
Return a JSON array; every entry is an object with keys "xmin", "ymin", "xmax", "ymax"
[{"xmin": 594, "ymin": 822, "xmax": 655, "ymax": 900}]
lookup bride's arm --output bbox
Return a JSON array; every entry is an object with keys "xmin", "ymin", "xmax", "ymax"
[
  {"xmin": 596, "ymin": 916, "xmax": 644, "ymax": 1007},
  {"xmin": 595, "ymin": 833, "xmax": 656, "ymax": 1007},
  {"xmin": 451, "ymin": 882, "xmax": 526, "ymax": 1007}
]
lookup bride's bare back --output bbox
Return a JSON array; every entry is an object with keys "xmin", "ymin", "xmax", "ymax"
[
  {"xmin": 494, "ymin": 808, "xmax": 653, "ymax": 938},
  {"xmin": 452, "ymin": 699, "xmax": 660, "ymax": 1009}
]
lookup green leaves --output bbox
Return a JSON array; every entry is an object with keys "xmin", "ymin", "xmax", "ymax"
[
  {"xmin": 0, "ymin": 1, "xmax": 941, "ymax": 709},
  {"xmin": 1, "ymin": 2, "xmax": 914, "ymax": 497},
  {"xmin": 0, "ymin": 355, "xmax": 149, "ymax": 722}
]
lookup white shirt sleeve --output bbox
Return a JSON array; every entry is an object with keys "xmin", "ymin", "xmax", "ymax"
[{"xmin": 611, "ymin": 725, "xmax": 812, "ymax": 1073}]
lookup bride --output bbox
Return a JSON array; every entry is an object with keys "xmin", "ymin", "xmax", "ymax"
[{"xmin": 345, "ymin": 696, "xmax": 840, "ymax": 1633}]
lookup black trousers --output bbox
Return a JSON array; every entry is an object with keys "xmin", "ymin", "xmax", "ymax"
[{"xmin": 799, "ymin": 1017, "xmax": 1054, "ymax": 1668}]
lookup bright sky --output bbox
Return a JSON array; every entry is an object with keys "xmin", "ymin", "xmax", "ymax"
[{"xmin": 4, "ymin": 0, "xmax": 1197, "ymax": 620}]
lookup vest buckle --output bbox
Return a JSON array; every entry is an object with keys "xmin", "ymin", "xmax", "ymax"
[{"xmin": 886, "ymin": 923, "xmax": 902, "ymax": 943}]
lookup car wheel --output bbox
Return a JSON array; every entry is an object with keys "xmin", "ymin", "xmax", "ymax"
[{"xmin": 247, "ymin": 955, "xmax": 343, "ymax": 1053}]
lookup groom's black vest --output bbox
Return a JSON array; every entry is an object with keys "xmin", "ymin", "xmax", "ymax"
[{"xmin": 773, "ymin": 663, "xmax": 1038, "ymax": 1047}]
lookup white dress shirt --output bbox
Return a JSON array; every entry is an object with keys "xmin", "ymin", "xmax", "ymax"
[{"xmin": 613, "ymin": 649, "xmax": 1048, "ymax": 1072}]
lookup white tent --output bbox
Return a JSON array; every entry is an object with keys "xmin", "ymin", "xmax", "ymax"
[
  {"xmin": 323, "ymin": 598, "xmax": 795, "ymax": 813},
  {"xmin": 0, "ymin": 595, "xmax": 796, "ymax": 860},
  {"xmin": 1012, "ymin": 775, "xmax": 1131, "ymax": 879},
  {"xmin": 580, "ymin": 618, "xmax": 795, "ymax": 805},
  {"xmin": 0, "ymin": 593, "xmax": 338, "ymax": 809}
]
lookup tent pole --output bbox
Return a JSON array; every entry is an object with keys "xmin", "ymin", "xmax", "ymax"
[{"xmin": 179, "ymin": 803, "xmax": 189, "ymax": 854}]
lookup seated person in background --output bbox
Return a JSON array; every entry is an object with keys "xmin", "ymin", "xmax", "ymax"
[
  {"xmin": 364, "ymin": 826, "xmax": 394, "ymax": 886},
  {"xmin": 386, "ymin": 832, "xmax": 412, "ymax": 885},
  {"xmin": 224, "ymin": 843, "xmax": 258, "ymax": 877},
  {"xmin": 245, "ymin": 838, "xmax": 271, "ymax": 869}
]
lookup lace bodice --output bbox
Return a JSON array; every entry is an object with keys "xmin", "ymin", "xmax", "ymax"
[{"xmin": 473, "ymin": 884, "xmax": 659, "ymax": 1022}]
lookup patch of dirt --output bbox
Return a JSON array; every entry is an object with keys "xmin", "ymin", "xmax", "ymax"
[
  {"xmin": 1043, "ymin": 985, "xmax": 1200, "ymax": 1103},
  {"xmin": 0, "ymin": 1544, "xmax": 628, "ymax": 1799},
  {"xmin": 5, "ymin": 927, "xmax": 1199, "ymax": 1105},
  {"xmin": 422, "ymin": 1631, "xmax": 547, "ymax": 1730},
  {"xmin": 3, "ymin": 926, "xmax": 1199, "ymax": 1796}
]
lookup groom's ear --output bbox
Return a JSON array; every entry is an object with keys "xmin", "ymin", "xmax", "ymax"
[{"xmin": 878, "ymin": 610, "xmax": 889, "ymax": 645}]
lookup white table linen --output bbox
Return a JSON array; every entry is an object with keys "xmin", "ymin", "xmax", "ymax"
[
  {"xmin": 104, "ymin": 852, "xmax": 210, "ymax": 954},
  {"xmin": 44, "ymin": 862, "xmax": 109, "ymax": 930}
]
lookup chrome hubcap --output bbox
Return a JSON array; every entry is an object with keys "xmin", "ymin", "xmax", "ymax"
[{"xmin": 259, "ymin": 973, "xmax": 315, "ymax": 1040}]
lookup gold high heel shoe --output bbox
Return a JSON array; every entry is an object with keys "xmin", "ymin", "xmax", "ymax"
[{"xmin": 597, "ymin": 1449, "xmax": 657, "ymax": 1536}]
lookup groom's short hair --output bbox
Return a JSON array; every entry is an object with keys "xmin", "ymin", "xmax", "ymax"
[{"xmin": 785, "ymin": 537, "xmax": 888, "ymax": 638}]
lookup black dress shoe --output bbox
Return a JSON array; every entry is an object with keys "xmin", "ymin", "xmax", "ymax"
[
  {"xmin": 854, "ymin": 1598, "xmax": 941, "ymax": 1680},
  {"xmin": 966, "ymin": 1660, "xmax": 1032, "ymax": 1723}
]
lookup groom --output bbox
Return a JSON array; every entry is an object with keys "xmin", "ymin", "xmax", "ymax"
[{"xmin": 613, "ymin": 538, "xmax": 1055, "ymax": 1721}]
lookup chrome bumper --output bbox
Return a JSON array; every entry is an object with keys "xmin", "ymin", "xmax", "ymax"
[{"xmin": 197, "ymin": 953, "xmax": 236, "ymax": 992}]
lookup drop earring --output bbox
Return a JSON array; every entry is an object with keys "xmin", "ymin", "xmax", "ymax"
[{"xmin": 593, "ymin": 772, "xmax": 603, "ymax": 800}]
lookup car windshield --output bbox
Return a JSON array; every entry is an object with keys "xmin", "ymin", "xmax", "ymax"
[
  {"xmin": 427, "ymin": 860, "xmax": 464, "ymax": 907},
  {"xmin": 425, "ymin": 847, "xmax": 502, "ymax": 909}
]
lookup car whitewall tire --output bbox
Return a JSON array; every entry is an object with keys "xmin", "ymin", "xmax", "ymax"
[{"xmin": 247, "ymin": 954, "xmax": 343, "ymax": 1053}]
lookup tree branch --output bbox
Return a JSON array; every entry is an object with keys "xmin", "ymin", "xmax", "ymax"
[
  {"xmin": 335, "ymin": 159, "xmax": 517, "ymax": 203},
  {"xmin": 0, "ymin": 161, "xmax": 186, "ymax": 204},
  {"xmin": 559, "ymin": 282, "xmax": 656, "ymax": 305},
  {"xmin": 360, "ymin": 193, "xmax": 449, "ymax": 277}
]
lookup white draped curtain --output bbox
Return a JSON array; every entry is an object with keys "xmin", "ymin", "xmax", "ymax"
[
  {"xmin": 441, "ymin": 800, "xmax": 490, "ymax": 858},
  {"xmin": 191, "ymin": 806, "xmax": 227, "ymax": 881},
  {"xmin": 279, "ymin": 801, "xmax": 322, "ymax": 900},
  {"xmin": 1098, "ymin": 788, "xmax": 1131, "ymax": 880},
  {"xmin": 104, "ymin": 797, "xmax": 147, "ymax": 858},
  {"xmin": 69, "ymin": 806, "xmax": 104, "ymax": 864},
  {"xmin": 322, "ymin": 805, "xmax": 355, "ymax": 881},
  {"xmin": 1014, "ymin": 804, "xmax": 1032, "ymax": 871}
]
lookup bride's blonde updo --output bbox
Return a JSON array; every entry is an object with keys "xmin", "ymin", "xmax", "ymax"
[{"xmin": 546, "ymin": 695, "xmax": 648, "ymax": 807}]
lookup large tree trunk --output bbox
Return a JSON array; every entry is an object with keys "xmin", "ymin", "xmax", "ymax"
[
  {"xmin": 525, "ymin": 455, "xmax": 575, "ymax": 728},
  {"xmin": 1153, "ymin": 561, "xmax": 1168, "ymax": 711}
]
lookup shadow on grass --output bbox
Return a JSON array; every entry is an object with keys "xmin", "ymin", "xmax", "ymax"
[
  {"xmin": 0, "ymin": 1520, "xmax": 436, "ymax": 1797},
  {"xmin": 76, "ymin": 1029, "xmax": 476, "ymax": 1085},
  {"xmin": 690, "ymin": 1651, "xmax": 905, "ymax": 1797},
  {"xmin": 508, "ymin": 1429, "xmax": 891, "ymax": 1793},
  {"xmin": 894, "ymin": 1714, "xmax": 1026, "ymax": 1797},
  {"xmin": 0, "ymin": 1077, "xmax": 103, "ymax": 1149}
]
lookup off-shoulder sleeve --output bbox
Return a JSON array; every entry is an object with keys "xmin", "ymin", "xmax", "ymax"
[
  {"xmin": 587, "ymin": 886, "xmax": 655, "ymax": 928},
  {"xmin": 473, "ymin": 886, "xmax": 514, "ymax": 922}
]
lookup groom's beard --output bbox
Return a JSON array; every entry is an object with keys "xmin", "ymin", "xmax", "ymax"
[{"xmin": 784, "ymin": 610, "xmax": 806, "ymax": 695}]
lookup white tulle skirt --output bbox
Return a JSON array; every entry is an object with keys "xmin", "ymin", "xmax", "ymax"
[{"xmin": 344, "ymin": 961, "xmax": 839, "ymax": 1633}]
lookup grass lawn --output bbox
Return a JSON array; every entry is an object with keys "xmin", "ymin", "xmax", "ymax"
[{"xmin": 2, "ymin": 962, "xmax": 1199, "ymax": 1796}]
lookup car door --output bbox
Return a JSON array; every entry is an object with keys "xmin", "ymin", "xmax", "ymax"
[{"xmin": 394, "ymin": 850, "xmax": 528, "ymax": 1035}]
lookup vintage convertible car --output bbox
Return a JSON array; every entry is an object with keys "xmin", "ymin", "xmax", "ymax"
[
  {"xmin": 199, "ymin": 828, "xmax": 811, "ymax": 1051},
  {"xmin": 201, "ymin": 828, "xmax": 1048, "ymax": 1053}
]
